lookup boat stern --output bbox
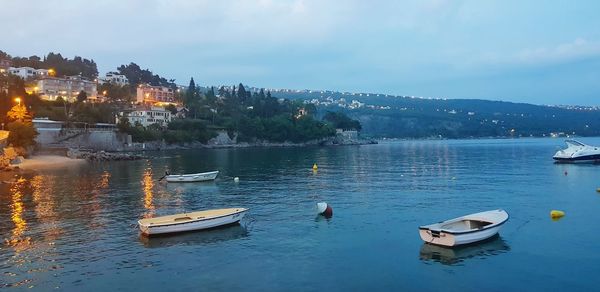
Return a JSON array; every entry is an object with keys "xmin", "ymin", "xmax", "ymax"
[
  {"xmin": 138, "ymin": 220, "xmax": 151, "ymax": 236},
  {"xmin": 419, "ymin": 228, "xmax": 456, "ymax": 247}
]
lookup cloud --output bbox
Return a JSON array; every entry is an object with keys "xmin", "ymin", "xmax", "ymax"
[{"xmin": 516, "ymin": 38, "xmax": 600, "ymax": 64}]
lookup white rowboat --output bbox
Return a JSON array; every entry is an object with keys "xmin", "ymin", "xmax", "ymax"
[
  {"xmin": 165, "ymin": 171, "xmax": 219, "ymax": 182},
  {"xmin": 419, "ymin": 209, "xmax": 509, "ymax": 247},
  {"xmin": 138, "ymin": 208, "xmax": 247, "ymax": 236}
]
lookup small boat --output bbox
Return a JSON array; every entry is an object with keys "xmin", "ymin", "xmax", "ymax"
[
  {"xmin": 419, "ymin": 235, "xmax": 510, "ymax": 265},
  {"xmin": 553, "ymin": 140, "xmax": 600, "ymax": 163},
  {"xmin": 138, "ymin": 208, "xmax": 247, "ymax": 236},
  {"xmin": 165, "ymin": 171, "xmax": 219, "ymax": 182},
  {"xmin": 419, "ymin": 209, "xmax": 509, "ymax": 247}
]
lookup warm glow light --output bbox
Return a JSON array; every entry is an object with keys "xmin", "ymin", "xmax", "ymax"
[
  {"xmin": 103, "ymin": 90, "xmax": 107, "ymax": 95},
  {"xmin": 14, "ymin": 97, "xmax": 21, "ymax": 104},
  {"xmin": 9, "ymin": 177, "xmax": 31, "ymax": 251},
  {"xmin": 142, "ymin": 168, "xmax": 155, "ymax": 218}
]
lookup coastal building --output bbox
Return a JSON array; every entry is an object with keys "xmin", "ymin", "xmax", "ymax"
[
  {"xmin": 136, "ymin": 84, "xmax": 176, "ymax": 105},
  {"xmin": 99, "ymin": 72, "xmax": 129, "ymax": 86},
  {"xmin": 8, "ymin": 67, "xmax": 50, "ymax": 80},
  {"xmin": 35, "ymin": 75, "xmax": 98, "ymax": 102},
  {"xmin": 117, "ymin": 105, "xmax": 172, "ymax": 127}
]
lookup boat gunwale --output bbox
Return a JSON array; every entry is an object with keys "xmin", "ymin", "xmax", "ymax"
[
  {"xmin": 165, "ymin": 171, "xmax": 219, "ymax": 178},
  {"xmin": 419, "ymin": 211, "xmax": 509, "ymax": 235},
  {"xmin": 139, "ymin": 208, "xmax": 247, "ymax": 228}
]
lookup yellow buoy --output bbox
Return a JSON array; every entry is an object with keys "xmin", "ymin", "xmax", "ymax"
[
  {"xmin": 550, "ymin": 210, "xmax": 565, "ymax": 219},
  {"xmin": 312, "ymin": 163, "xmax": 318, "ymax": 171}
]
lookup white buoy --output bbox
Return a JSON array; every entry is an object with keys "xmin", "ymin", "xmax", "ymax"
[
  {"xmin": 234, "ymin": 177, "xmax": 240, "ymax": 183},
  {"xmin": 316, "ymin": 202, "xmax": 333, "ymax": 218}
]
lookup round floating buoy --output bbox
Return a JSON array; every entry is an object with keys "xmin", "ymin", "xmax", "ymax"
[
  {"xmin": 596, "ymin": 188, "xmax": 600, "ymax": 193},
  {"xmin": 234, "ymin": 177, "xmax": 240, "ymax": 183},
  {"xmin": 317, "ymin": 202, "xmax": 333, "ymax": 218},
  {"xmin": 564, "ymin": 171, "xmax": 568, "ymax": 176},
  {"xmin": 312, "ymin": 163, "xmax": 318, "ymax": 171},
  {"xmin": 550, "ymin": 210, "xmax": 565, "ymax": 219}
]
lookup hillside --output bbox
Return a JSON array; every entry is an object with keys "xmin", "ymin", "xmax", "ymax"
[{"xmin": 266, "ymin": 89, "xmax": 600, "ymax": 138}]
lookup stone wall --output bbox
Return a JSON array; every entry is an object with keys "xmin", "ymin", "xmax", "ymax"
[{"xmin": 35, "ymin": 128, "xmax": 130, "ymax": 151}]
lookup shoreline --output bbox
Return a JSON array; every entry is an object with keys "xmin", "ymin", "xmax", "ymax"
[{"xmin": 15, "ymin": 155, "xmax": 87, "ymax": 170}]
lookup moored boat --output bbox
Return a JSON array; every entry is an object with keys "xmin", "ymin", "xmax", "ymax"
[
  {"xmin": 553, "ymin": 140, "xmax": 600, "ymax": 163},
  {"xmin": 419, "ymin": 209, "xmax": 509, "ymax": 247},
  {"xmin": 165, "ymin": 170, "xmax": 219, "ymax": 182},
  {"xmin": 138, "ymin": 208, "xmax": 247, "ymax": 236}
]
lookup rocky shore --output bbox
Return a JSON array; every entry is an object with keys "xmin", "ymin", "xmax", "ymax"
[
  {"xmin": 119, "ymin": 136, "xmax": 378, "ymax": 151},
  {"xmin": 67, "ymin": 148, "xmax": 144, "ymax": 161}
]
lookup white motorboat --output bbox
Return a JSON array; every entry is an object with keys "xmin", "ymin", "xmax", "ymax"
[
  {"xmin": 165, "ymin": 171, "xmax": 219, "ymax": 182},
  {"xmin": 553, "ymin": 140, "xmax": 600, "ymax": 163},
  {"xmin": 138, "ymin": 208, "xmax": 247, "ymax": 236},
  {"xmin": 419, "ymin": 209, "xmax": 509, "ymax": 247}
]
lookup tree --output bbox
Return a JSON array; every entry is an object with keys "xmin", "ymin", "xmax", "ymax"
[
  {"xmin": 165, "ymin": 104, "xmax": 177, "ymax": 115},
  {"xmin": 185, "ymin": 77, "xmax": 197, "ymax": 104},
  {"xmin": 7, "ymin": 104, "xmax": 31, "ymax": 122},
  {"xmin": 117, "ymin": 117, "xmax": 131, "ymax": 133},
  {"xmin": 238, "ymin": 83, "xmax": 247, "ymax": 103},
  {"xmin": 323, "ymin": 111, "xmax": 362, "ymax": 130},
  {"xmin": 117, "ymin": 62, "xmax": 175, "ymax": 88},
  {"xmin": 76, "ymin": 90, "xmax": 87, "ymax": 103},
  {"xmin": 6, "ymin": 121, "xmax": 38, "ymax": 148}
]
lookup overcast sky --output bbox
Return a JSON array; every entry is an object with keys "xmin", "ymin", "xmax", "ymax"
[{"xmin": 3, "ymin": 0, "xmax": 600, "ymax": 105}]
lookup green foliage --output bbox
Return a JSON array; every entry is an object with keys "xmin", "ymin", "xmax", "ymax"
[
  {"xmin": 323, "ymin": 111, "xmax": 362, "ymax": 130},
  {"xmin": 98, "ymin": 83, "xmax": 132, "ymax": 102},
  {"xmin": 237, "ymin": 114, "xmax": 334, "ymax": 143},
  {"xmin": 165, "ymin": 104, "xmax": 177, "ymax": 115},
  {"xmin": 76, "ymin": 90, "xmax": 87, "ymax": 103},
  {"xmin": 6, "ymin": 51, "xmax": 98, "ymax": 79},
  {"xmin": 117, "ymin": 63, "xmax": 175, "ymax": 88},
  {"xmin": 6, "ymin": 121, "xmax": 38, "ymax": 148},
  {"xmin": 117, "ymin": 118, "xmax": 217, "ymax": 144}
]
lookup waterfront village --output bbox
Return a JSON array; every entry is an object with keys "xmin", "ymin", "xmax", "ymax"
[{"xmin": 0, "ymin": 52, "xmax": 368, "ymax": 169}]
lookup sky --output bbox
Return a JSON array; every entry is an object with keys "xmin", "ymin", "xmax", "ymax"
[{"xmin": 2, "ymin": 0, "xmax": 600, "ymax": 105}]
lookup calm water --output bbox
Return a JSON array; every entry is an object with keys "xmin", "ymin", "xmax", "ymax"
[{"xmin": 2, "ymin": 138, "xmax": 600, "ymax": 291}]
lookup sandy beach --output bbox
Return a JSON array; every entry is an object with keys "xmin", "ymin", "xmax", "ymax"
[{"xmin": 17, "ymin": 155, "xmax": 87, "ymax": 170}]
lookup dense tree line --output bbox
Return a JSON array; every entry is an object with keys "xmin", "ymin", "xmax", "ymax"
[
  {"xmin": 180, "ymin": 80, "xmax": 336, "ymax": 143},
  {"xmin": 1, "ymin": 50, "xmax": 98, "ymax": 79},
  {"xmin": 116, "ymin": 63, "xmax": 176, "ymax": 88}
]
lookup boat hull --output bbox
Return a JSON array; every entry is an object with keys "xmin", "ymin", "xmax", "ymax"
[
  {"xmin": 419, "ymin": 209, "xmax": 508, "ymax": 247},
  {"xmin": 139, "ymin": 210, "xmax": 246, "ymax": 236},
  {"xmin": 553, "ymin": 155, "xmax": 600, "ymax": 163},
  {"xmin": 419, "ymin": 224, "xmax": 503, "ymax": 247},
  {"xmin": 165, "ymin": 171, "xmax": 219, "ymax": 182}
]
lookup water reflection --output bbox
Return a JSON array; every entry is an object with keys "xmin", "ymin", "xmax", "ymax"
[
  {"xmin": 142, "ymin": 168, "xmax": 155, "ymax": 218},
  {"xmin": 419, "ymin": 236, "xmax": 510, "ymax": 266},
  {"xmin": 138, "ymin": 224, "xmax": 248, "ymax": 248},
  {"xmin": 31, "ymin": 174, "xmax": 62, "ymax": 242},
  {"xmin": 8, "ymin": 177, "xmax": 30, "ymax": 251}
]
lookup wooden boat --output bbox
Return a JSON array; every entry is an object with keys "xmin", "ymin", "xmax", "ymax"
[
  {"xmin": 138, "ymin": 208, "xmax": 247, "ymax": 236},
  {"xmin": 419, "ymin": 209, "xmax": 509, "ymax": 247},
  {"xmin": 165, "ymin": 170, "xmax": 219, "ymax": 182}
]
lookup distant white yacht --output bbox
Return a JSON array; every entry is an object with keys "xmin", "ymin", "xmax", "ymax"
[{"xmin": 553, "ymin": 140, "xmax": 600, "ymax": 163}]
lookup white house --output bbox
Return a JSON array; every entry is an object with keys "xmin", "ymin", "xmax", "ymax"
[
  {"xmin": 99, "ymin": 72, "xmax": 129, "ymax": 86},
  {"xmin": 117, "ymin": 105, "xmax": 172, "ymax": 127},
  {"xmin": 8, "ymin": 67, "xmax": 50, "ymax": 79}
]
